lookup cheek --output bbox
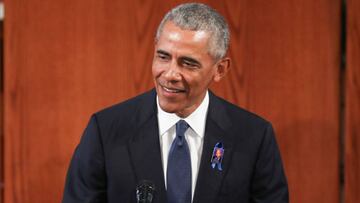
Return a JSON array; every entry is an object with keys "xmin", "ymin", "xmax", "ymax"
[
  {"xmin": 152, "ymin": 62, "xmax": 162, "ymax": 78},
  {"xmin": 185, "ymin": 71, "xmax": 214, "ymax": 91},
  {"xmin": 182, "ymin": 73, "xmax": 202, "ymax": 89}
]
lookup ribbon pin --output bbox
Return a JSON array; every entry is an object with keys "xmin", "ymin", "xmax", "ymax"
[{"xmin": 211, "ymin": 142, "xmax": 224, "ymax": 171}]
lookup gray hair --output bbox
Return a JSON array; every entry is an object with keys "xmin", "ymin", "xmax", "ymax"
[{"xmin": 155, "ymin": 3, "xmax": 230, "ymax": 60}]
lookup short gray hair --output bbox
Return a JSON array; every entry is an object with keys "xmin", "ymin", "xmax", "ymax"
[{"xmin": 155, "ymin": 3, "xmax": 230, "ymax": 60}]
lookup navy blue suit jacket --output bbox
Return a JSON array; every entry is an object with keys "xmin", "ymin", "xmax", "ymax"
[{"xmin": 63, "ymin": 89, "xmax": 289, "ymax": 203}]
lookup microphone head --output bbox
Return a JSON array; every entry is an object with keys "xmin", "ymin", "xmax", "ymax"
[{"xmin": 136, "ymin": 180, "xmax": 156, "ymax": 203}]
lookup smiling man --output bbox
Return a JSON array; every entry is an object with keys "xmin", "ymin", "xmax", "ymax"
[{"xmin": 63, "ymin": 3, "xmax": 289, "ymax": 203}]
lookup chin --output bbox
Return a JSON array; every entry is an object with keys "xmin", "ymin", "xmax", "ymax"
[
  {"xmin": 158, "ymin": 100, "xmax": 182, "ymax": 114},
  {"xmin": 159, "ymin": 103, "xmax": 178, "ymax": 113}
]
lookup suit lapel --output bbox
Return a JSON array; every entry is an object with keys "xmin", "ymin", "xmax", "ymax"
[
  {"xmin": 193, "ymin": 92, "xmax": 234, "ymax": 203},
  {"xmin": 127, "ymin": 90, "xmax": 167, "ymax": 203}
]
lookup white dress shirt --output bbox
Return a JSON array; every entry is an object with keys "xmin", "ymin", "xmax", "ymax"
[{"xmin": 157, "ymin": 91, "xmax": 209, "ymax": 201}]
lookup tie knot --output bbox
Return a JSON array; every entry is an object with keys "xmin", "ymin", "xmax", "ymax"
[
  {"xmin": 175, "ymin": 120, "xmax": 189, "ymax": 146},
  {"xmin": 176, "ymin": 120, "xmax": 189, "ymax": 136}
]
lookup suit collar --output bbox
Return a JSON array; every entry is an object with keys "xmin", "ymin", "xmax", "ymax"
[
  {"xmin": 136, "ymin": 89, "xmax": 158, "ymax": 128},
  {"xmin": 207, "ymin": 91, "xmax": 232, "ymax": 131}
]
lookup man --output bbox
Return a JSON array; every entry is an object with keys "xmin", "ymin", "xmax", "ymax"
[{"xmin": 63, "ymin": 3, "xmax": 288, "ymax": 203}]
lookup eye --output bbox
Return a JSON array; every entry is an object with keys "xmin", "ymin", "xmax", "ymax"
[
  {"xmin": 183, "ymin": 62, "xmax": 195, "ymax": 67},
  {"xmin": 157, "ymin": 53, "xmax": 170, "ymax": 61},
  {"xmin": 182, "ymin": 60, "xmax": 199, "ymax": 69}
]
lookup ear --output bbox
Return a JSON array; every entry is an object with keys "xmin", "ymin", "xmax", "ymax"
[{"xmin": 213, "ymin": 57, "xmax": 231, "ymax": 82}]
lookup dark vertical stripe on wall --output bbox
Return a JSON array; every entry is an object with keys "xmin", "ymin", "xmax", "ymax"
[{"xmin": 339, "ymin": 0, "xmax": 346, "ymax": 202}]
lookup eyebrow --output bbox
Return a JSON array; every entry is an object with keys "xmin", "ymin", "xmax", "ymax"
[
  {"xmin": 156, "ymin": 50, "xmax": 170, "ymax": 57},
  {"xmin": 156, "ymin": 49, "xmax": 201, "ymax": 67},
  {"xmin": 180, "ymin": 56, "xmax": 201, "ymax": 66}
]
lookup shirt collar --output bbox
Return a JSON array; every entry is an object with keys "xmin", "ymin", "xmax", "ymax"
[{"xmin": 157, "ymin": 91, "xmax": 209, "ymax": 138}]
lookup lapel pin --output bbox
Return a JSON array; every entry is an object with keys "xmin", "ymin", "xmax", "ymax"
[{"xmin": 211, "ymin": 142, "xmax": 224, "ymax": 171}]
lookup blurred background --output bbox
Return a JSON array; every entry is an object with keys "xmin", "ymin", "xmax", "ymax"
[{"xmin": 1, "ymin": 0, "xmax": 359, "ymax": 202}]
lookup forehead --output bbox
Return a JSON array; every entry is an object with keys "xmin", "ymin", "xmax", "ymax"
[{"xmin": 156, "ymin": 21, "xmax": 212, "ymax": 55}]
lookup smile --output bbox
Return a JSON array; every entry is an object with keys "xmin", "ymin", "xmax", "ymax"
[{"xmin": 161, "ymin": 85, "xmax": 185, "ymax": 93}]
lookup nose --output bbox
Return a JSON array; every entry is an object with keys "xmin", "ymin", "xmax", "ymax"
[{"xmin": 163, "ymin": 60, "xmax": 181, "ymax": 81}]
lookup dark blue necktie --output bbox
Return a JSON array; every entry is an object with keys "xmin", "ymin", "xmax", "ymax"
[{"xmin": 167, "ymin": 120, "xmax": 192, "ymax": 203}]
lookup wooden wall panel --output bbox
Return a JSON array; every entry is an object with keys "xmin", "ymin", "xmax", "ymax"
[
  {"xmin": 4, "ymin": 0, "xmax": 340, "ymax": 203},
  {"xmin": 345, "ymin": 0, "xmax": 360, "ymax": 202}
]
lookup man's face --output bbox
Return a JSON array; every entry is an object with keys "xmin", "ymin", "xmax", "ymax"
[{"xmin": 152, "ymin": 21, "xmax": 228, "ymax": 117}]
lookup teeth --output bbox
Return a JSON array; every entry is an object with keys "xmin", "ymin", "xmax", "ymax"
[{"xmin": 163, "ymin": 86, "xmax": 181, "ymax": 93}]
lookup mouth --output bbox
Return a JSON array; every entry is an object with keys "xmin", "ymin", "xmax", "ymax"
[{"xmin": 160, "ymin": 84, "xmax": 186, "ymax": 94}]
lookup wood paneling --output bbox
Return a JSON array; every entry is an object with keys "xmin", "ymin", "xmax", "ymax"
[
  {"xmin": 4, "ymin": 0, "xmax": 341, "ymax": 202},
  {"xmin": 345, "ymin": 0, "xmax": 360, "ymax": 202}
]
